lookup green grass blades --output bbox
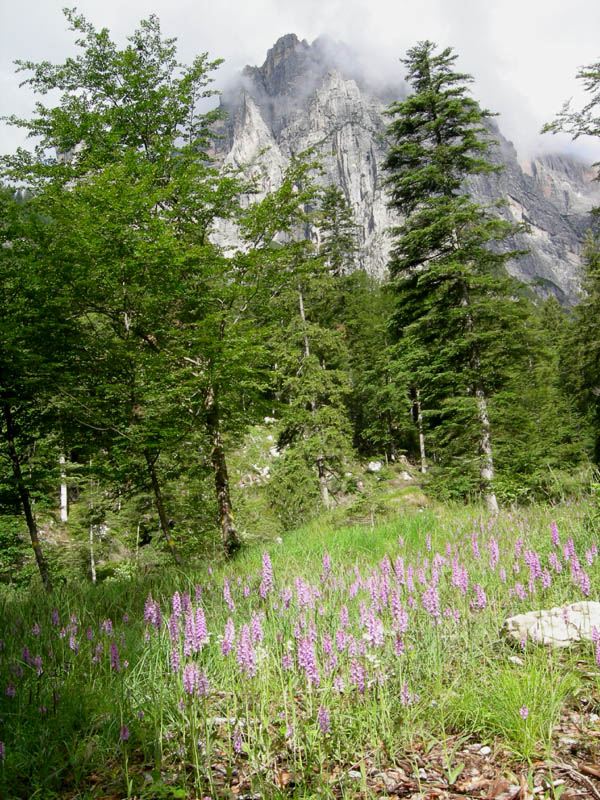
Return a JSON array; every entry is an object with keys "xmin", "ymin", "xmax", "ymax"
[{"xmin": 0, "ymin": 501, "xmax": 599, "ymax": 798}]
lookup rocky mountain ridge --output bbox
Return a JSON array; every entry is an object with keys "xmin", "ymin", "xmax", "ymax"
[{"xmin": 216, "ymin": 34, "xmax": 599, "ymax": 304}]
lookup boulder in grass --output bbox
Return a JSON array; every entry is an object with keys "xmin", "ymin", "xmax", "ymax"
[{"xmin": 503, "ymin": 601, "xmax": 600, "ymax": 648}]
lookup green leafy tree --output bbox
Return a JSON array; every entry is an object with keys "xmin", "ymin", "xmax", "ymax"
[
  {"xmin": 2, "ymin": 11, "xmax": 318, "ymax": 560},
  {"xmin": 383, "ymin": 41, "xmax": 530, "ymax": 511},
  {"xmin": 2, "ymin": 10, "xmax": 231, "ymax": 560},
  {"xmin": 0, "ymin": 188, "xmax": 67, "ymax": 590}
]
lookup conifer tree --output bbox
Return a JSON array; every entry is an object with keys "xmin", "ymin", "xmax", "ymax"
[
  {"xmin": 543, "ymin": 57, "xmax": 600, "ymax": 151},
  {"xmin": 271, "ymin": 242, "xmax": 353, "ymax": 513},
  {"xmin": 384, "ymin": 41, "xmax": 529, "ymax": 511},
  {"xmin": 545, "ymin": 56, "xmax": 600, "ymax": 465},
  {"xmin": 316, "ymin": 185, "xmax": 359, "ymax": 278},
  {"xmin": 560, "ymin": 233, "xmax": 600, "ymax": 463}
]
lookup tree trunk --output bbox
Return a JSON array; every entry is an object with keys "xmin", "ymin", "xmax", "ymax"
[
  {"xmin": 1, "ymin": 400, "xmax": 52, "ymax": 592},
  {"xmin": 89, "ymin": 525, "xmax": 97, "ymax": 584},
  {"xmin": 205, "ymin": 385, "xmax": 241, "ymax": 558},
  {"xmin": 299, "ymin": 286, "xmax": 333, "ymax": 508},
  {"xmin": 144, "ymin": 450, "xmax": 183, "ymax": 565},
  {"xmin": 385, "ymin": 394, "xmax": 398, "ymax": 462},
  {"xmin": 475, "ymin": 381, "xmax": 499, "ymax": 515},
  {"xmin": 460, "ymin": 287, "xmax": 499, "ymax": 515},
  {"xmin": 135, "ymin": 521, "xmax": 140, "ymax": 567},
  {"xmin": 415, "ymin": 389, "xmax": 428, "ymax": 474},
  {"xmin": 316, "ymin": 455, "xmax": 331, "ymax": 510},
  {"xmin": 59, "ymin": 454, "xmax": 68, "ymax": 522},
  {"xmin": 298, "ymin": 285, "xmax": 311, "ymax": 364}
]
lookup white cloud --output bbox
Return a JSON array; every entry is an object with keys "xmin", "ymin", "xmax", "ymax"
[{"xmin": 1, "ymin": 0, "xmax": 599, "ymax": 162}]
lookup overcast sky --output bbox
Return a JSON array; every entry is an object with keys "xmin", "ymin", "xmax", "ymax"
[{"xmin": 1, "ymin": 0, "xmax": 599, "ymax": 163}]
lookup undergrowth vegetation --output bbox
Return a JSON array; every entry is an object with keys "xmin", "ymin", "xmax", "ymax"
[{"xmin": 1, "ymin": 502, "xmax": 599, "ymax": 798}]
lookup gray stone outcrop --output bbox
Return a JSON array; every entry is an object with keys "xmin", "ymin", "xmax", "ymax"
[{"xmin": 215, "ymin": 34, "xmax": 600, "ymax": 304}]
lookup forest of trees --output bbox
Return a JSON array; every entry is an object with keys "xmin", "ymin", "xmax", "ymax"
[{"xmin": 0, "ymin": 13, "xmax": 598, "ymax": 589}]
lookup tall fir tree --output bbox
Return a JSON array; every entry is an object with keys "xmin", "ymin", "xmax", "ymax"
[
  {"xmin": 560, "ymin": 233, "xmax": 600, "ymax": 463},
  {"xmin": 316, "ymin": 185, "xmax": 359, "ymax": 278},
  {"xmin": 545, "ymin": 56, "xmax": 600, "ymax": 466},
  {"xmin": 383, "ymin": 41, "xmax": 530, "ymax": 511}
]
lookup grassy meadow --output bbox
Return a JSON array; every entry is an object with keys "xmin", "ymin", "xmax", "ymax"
[{"xmin": 1, "ymin": 501, "xmax": 599, "ymax": 799}]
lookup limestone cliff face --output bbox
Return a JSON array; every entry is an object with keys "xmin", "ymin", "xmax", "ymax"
[
  {"xmin": 217, "ymin": 34, "xmax": 599, "ymax": 303},
  {"xmin": 468, "ymin": 127, "xmax": 599, "ymax": 302}
]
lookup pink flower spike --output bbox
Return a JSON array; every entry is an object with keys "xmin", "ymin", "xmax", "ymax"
[
  {"xmin": 520, "ymin": 705, "xmax": 529, "ymax": 720},
  {"xmin": 110, "ymin": 642, "xmax": 120, "ymax": 672},
  {"xmin": 233, "ymin": 728, "xmax": 243, "ymax": 754},
  {"xmin": 183, "ymin": 662, "xmax": 198, "ymax": 695},
  {"xmin": 236, "ymin": 624, "xmax": 256, "ymax": 677},
  {"xmin": 250, "ymin": 610, "xmax": 264, "ymax": 644},
  {"xmin": 261, "ymin": 551, "xmax": 274, "ymax": 593},
  {"xmin": 317, "ymin": 705, "xmax": 331, "ymax": 735},
  {"xmin": 222, "ymin": 617, "xmax": 235, "ymax": 655},
  {"xmin": 195, "ymin": 607, "xmax": 207, "ymax": 647}
]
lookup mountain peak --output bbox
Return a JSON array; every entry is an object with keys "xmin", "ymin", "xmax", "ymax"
[
  {"xmin": 240, "ymin": 33, "xmax": 313, "ymax": 97},
  {"xmin": 264, "ymin": 33, "xmax": 307, "ymax": 63}
]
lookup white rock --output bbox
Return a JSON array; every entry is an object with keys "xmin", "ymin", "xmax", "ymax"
[
  {"xmin": 400, "ymin": 471, "xmax": 413, "ymax": 481},
  {"xmin": 367, "ymin": 460, "xmax": 383, "ymax": 472},
  {"xmin": 503, "ymin": 601, "xmax": 600, "ymax": 648}
]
